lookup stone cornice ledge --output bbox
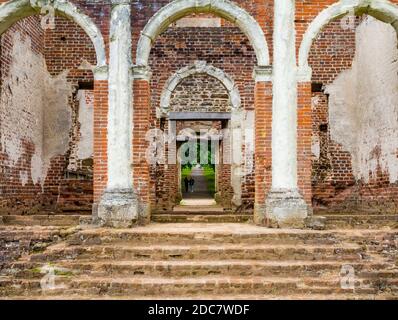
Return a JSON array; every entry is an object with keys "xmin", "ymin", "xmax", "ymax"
[
  {"xmin": 297, "ymin": 65, "xmax": 312, "ymax": 83},
  {"xmin": 93, "ymin": 65, "xmax": 109, "ymax": 81},
  {"xmin": 110, "ymin": 0, "xmax": 131, "ymax": 6},
  {"xmin": 131, "ymin": 65, "xmax": 152, "ymax": 81},
  {"xmin": 253, "ymin": 65, "xmax": 273, "ymax": 82}
]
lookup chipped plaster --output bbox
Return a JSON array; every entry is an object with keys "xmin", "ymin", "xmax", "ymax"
[{"xmin": 326, "ymin": 16, "xmax": 398, "ymax": 183}]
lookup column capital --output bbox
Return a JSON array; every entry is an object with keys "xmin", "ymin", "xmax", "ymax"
[
  {"xmin": 131, "ymin": 65, "xmax": 152, "ymax": 81},
  {"xmin": 110, "ymin": 0, "xmax": 131, "ymax": 6},
  {"xmin": 253, "ymin": 65, "xmax": 272, "ymax": 82},
  {"xmin": 93, "ymin": 65, "xmax": 109, "ymax": 81},
  {"xmin": 297, "ymin": 65, "xmax": 312, "ymax": 82}
]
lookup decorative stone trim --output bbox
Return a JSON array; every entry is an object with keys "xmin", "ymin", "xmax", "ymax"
[
  {"xmin": 252, "ymin": 65, "xmax": 273, "ymax": 82},
  {"xmin": 158, "ymin": 61, "xmax": 241, "ymax": 118},
  {"xmin": 135, "ymin": 0, "xmax": 270, "ymax": 67},
  {"xmin": 110, "ymin": 0, "xmax": 131, "ymax": 5},
  {"xmin": 131, "ymin": 65, "xmax": 152, "ymax": 81},
  {"xmin": 298, "ymin": 0, "xmax": 398, "ymax": 74},
  {"xmin": 296, "ymin": 65, "xmax": 312, "ymax": 83},
  {"xmin": 93, "ymin": 65, "xmax": 109, "ymax": 81},
  {"xmin": 0, "ymin": 0, "xmax": 107, "ymax": 68}
]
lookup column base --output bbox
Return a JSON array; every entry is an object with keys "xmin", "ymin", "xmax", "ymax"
[
  {"xmin": 97, "ymin": 189, "xmax": 146, "ymax": 228},
  {"xmin": 256, "ymin": 189, "xmax": 310, "ymax": 228}
]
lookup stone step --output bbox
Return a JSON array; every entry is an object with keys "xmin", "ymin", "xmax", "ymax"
[
  {"xmin": 322, "ymin": 215, "xmax": 398, "ymax": 229},
  {"xmin": 28, "ymin": 243, "xmax": 365, "ymax": 263},
  {"xmin": 67, "ymin": 224, "xmax": 398, "ymax": 246},
  {"xmin": 151, "ymin": 214, "xmax": 252, "ymax": 223},
  {"xmin": 4, "ymin": 293, "xmax": 398, "ymax": 300},
  {"xmin": 6, "ymin": 260, "xmax": 392, "ymax": 279},
  {"xmin": 1, "ymin": 215, "xmax": 85, "ymax": 227},
  {"xmin": 0, "ymin": 226, "xmax": 76, "ymax": 241},
  {"xmin": 0, "ymin": 226, "xmax": 78, "ymax": 270},
  {"xmin": 155, "ymin": 210, "xmax": 244, "ymax": 215},
  {"xmin": 1, "ymin": 275, "xmax": 394, "ymax": 298}
]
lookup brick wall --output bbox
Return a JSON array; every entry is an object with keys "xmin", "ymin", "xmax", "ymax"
[
  {"xmin": 0, "ymin": 14, "xmax": 96, "ymax": 215},
  {"xmin": 1, "ymin": 0, "xmax": 398, "ymax": 218},
  {"xmin": 170, "ymin": 74, "xmax": 231, "ymax": 113},
  {"xmin": 0, "ymin": 17, "xmax": 45, "ymax": 214},
  {"xmin": 148, "ymin": 21, "xmax": 257, "ymax": 211},
  {"xmin": 308, "ymin": 16, "xmax": 398, "ymax": 214}
]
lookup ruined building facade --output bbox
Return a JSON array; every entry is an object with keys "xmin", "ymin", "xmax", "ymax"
[{"xmin": 1, "ymin": 0, "xmax": 398, "ymax": 228}]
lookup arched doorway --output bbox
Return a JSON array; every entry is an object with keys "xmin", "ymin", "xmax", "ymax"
[{"xmin": 133, "ymin": 0, "xmax": 272, "ymax": 222}]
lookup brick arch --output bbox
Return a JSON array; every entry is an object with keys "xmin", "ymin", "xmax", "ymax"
[
  {"xmin": 0, "ymin": 0, "xmax": 106, "ymax": 67},
  {"xmin": 159, "ymin": 60, "xmax": 241, "ymax": 118},
  {"xmin": 298, "ymin": 0, "xmax": 398, "ymax": 80},
  {"xmin": 136, "ymin": 0, "xmax": 270, "ymax": 68}
]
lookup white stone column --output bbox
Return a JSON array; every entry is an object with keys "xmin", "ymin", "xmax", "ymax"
[
  {"xmin": 98, "ymin": 0, "xmax": 142, "ymax": 228},
  {"xmin": 266, "ymin": 0, "xmax": 308, "ymax": 228}
]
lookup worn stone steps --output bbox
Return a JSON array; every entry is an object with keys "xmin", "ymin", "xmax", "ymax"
[
  {"xmin": 7, "ymin": 260, "xmax": 391, "ymax": 279},
  {"xmin": 319, "ymin": 214, "xmax": 398, "ymax": 229},
  {"xmin": 1, "ymin": 275, "xmax": 395, "ymax": 298},
  {"xmin": 0, "ymin": 226, "xmax": 78, "ymax": 270},
  {"xmin": 28, "ymin": 243, "xmax": 365, "ymax": 263},
  {"xmin": 1, "ymin": 222, "xmax": 397, "ymax": 299},
  {"xmin": 0, "ymin": 215, "xmax": 84, "ymax": 227},
  {"xmin": 4, "ymin": 293, "xmax": 398, "ymax": 300},
  {"xmin": 67, "ymin": 224, "xmax": 398, "ymax": 246},
  {"xmin": 151, "ymin": 214, "xmax": 252, "ymax": 223}
]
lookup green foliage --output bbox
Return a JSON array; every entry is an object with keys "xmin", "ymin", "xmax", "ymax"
[{"xmin": 202, "ymin": 165, "xmax": 216, "ymax": 194}]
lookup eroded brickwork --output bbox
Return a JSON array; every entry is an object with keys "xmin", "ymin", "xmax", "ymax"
[{"xmin": 0, "ymin": 15, "xmax": 96, "ymax": 214}]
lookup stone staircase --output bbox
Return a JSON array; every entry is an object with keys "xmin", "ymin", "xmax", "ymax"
[{"xmin": 0, "ymin": 222, "xmax": 397, "ymax": 299}]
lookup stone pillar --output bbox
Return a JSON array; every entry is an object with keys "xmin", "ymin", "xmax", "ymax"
[
  {"xmin": 98, "ymin": 0, "xmax": 142, "ymax": 228},
  {"xmin": 265, "ymin": 0, "xmax": 309, "ymax": 228}
]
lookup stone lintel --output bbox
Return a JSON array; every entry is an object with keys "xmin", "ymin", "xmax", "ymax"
[
  {"xmin": 169, "ymin": 111, "xmax": 231, "ymax": 120},
  {"xmin": 97, "ymin": 188, "xmax": 144, "ymax": 228},
  {"xmin": 111, "ymin": 0, "xmax": 131, "ymax": 6},
  {"xmin": 176, "ymin": 134, "xmax": 223, "ymax": 142}
]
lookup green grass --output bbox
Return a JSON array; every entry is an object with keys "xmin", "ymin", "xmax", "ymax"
[
  {"xmin": 202, "ymin": 165, "xmax": 216, "ymax": 194},
  {"xmin": 181, "ymin": 166, "xmax": 192, "ymax": 180}
]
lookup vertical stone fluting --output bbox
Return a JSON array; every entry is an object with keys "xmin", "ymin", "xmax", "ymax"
[
  {"xmin": 265, "ymin": 0, "xmax": 309, "ymax": 228},
  {"xmin": 97, "ymin": 0, "xmax": 142, "ymax": 228}
]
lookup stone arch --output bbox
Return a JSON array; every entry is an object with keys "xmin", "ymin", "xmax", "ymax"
[
  {"xmin": 136, "ymin": 0, "xmax": 270, "ymax": 67},
  {"xmin": 0, "ymin": 0, "xmax": 106, "ymax": 67},
  {"xmin": 159, "ymin": 60, "xmax": 241, "ymax": 118},
  {"xmin": 298, "ymin": 0, "xmax": 398, "ymax": 80}
]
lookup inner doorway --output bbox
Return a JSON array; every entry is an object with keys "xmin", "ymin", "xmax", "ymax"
[
  {"xmin": 180, "ymin": 141, "xmax": 217, "ymax": 206},
  {"xmin": 172, "ymin": 114, "xmax": 231, "ymax": 212}
]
